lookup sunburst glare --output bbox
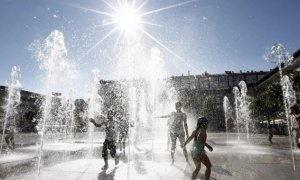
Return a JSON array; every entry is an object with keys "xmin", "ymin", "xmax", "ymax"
[
  {"xmin": 68, "ymin": 0, "xmax": 199, "ymax": 72},
  {"xmin": 113, "ymin": 2, "xmax": 142, "ymax": 37}
]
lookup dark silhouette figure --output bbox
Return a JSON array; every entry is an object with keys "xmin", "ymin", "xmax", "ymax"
[
  {"xmin": 155, "ymin": 101, "xmax": 189, "ymax": 164},
  {"xmin": 268, "ymin": 124, "xmax": 274, "ymax": 145},
  {"xmin": 90, "ymin": 110, "xmax": 119, "ymax": 170}
]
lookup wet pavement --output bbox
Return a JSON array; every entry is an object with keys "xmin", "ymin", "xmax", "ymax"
[{"xmin": 1, "ymin": 133, "xmax": 300, "ymax": 180}]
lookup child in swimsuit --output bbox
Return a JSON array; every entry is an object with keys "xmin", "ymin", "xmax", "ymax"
[{"xmin": 184, "ymin": 117, "xmax": 213, "ymax": 180}]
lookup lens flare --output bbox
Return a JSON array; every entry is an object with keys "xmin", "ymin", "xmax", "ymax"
[{"xmin": 114, "ymin": 3, "xmax": 141, "ymax": 36}]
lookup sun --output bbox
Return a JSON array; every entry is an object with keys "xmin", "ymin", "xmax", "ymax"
[
  {"xmin": 113, "ymin": 3, "xmax": 141, "ymax": 36},
  {"xmin": 70, "ymin": 0, "xmax": 199, "ymax": 72}
]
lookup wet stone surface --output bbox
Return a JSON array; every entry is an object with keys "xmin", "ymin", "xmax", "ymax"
[{"xmin": 1, "ymin": 133, "xmax": 300, "ymax": 180}]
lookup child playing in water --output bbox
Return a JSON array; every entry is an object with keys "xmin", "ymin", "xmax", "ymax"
[
  {"xmin": 155, "ymin": 101, "xmax": 189, "ymax": 164},
  {"xmin": 184, "ymin": 117, "xmax": 213, "ymax": 180},
  {"xmin": 90, "ymin": 110, "xmax": 119, "ymax": 170}
]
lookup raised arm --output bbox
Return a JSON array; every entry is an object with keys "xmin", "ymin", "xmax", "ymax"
[
  {"xmin": 154, "ymin": 115, "xmax": 171, "ymax": 119},
  {"xmin": 89, "ymin": 118, "xmax": 105, "ymax": 127},
  {"xmin": 183, "ymin": 114, "xmax": 189, "ymax": 137}
]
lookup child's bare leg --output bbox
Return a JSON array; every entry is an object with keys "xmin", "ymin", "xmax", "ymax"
[
  {"xmin": 10, "ymin": 135, "xmax": 15, "ymax": 149},
  {"xmin": 191, "ymin": 158, "xmax": 201, "ymax": 180},
  {"xmin": 5, "ymin": 135, "xmax": 10, "ymax": 146},
  {"xmin": 5, "ymin": 134, "xmax": 13, "ymax": 149},
  {"xmin": 202, "ymin": 155, "xmax": 212, "ymax": 180},
  {"xmin": 179, "ymin": 134, "xmax": 189, "ymax": 163},
  {"xmin": 183, "ymin": 147, "xmax": 189, "ymax": 163},
  {"xmin": 122, "ymin": 139, "xmax": 126, "ymax": 152}
]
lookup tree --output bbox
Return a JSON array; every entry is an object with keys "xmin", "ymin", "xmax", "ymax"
[
  {"xmin": 179, "ymin": 89, "xmax": 201, "ymax": 115},
  {"xmin": 291, "ymin": 71, "xmax": 300, "ymax": 104},
  {"xmin": 251, "ymin": 82, "xmax": 284, "ymax": 126},
  {"xmin": 0, "ymin": 106, "xmax": 4, "ymax": 119},
  {"xmin": 201, "ymin": 95, "xmax": 225, "ymax": 131}
]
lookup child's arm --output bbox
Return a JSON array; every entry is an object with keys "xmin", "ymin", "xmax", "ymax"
[
  {"xmin": 184, "ymin": 131, "xmax": 195, "ymax": 146},
  {"xmin": 199, "ymin": 133, "xmax": 213, "ymax": 152},
  {"xmin": 183, "ymin": 114, "xmax": 189, "ymax": 137},
  {"xmin": 154, "ymin": 115, "xmax": 170, "ymax": 118},
  {"xmin": 204, "ymin": 142, "xmax": 213, "ymax": 152},
  {"xmin": 89, "ymin": 118, "xmax": 104, "ymax": 127}
]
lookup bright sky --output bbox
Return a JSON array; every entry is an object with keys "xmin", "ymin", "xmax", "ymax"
[{"xmin": 0, "ymin": 0, "xmax": 299, "ymax": 97}]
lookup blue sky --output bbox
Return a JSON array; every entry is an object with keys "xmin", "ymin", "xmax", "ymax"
[{"xmin": 0, "ymin": 0, "xmax": 299, "ymax": 97}]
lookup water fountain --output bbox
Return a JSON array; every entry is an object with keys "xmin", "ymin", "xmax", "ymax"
[
  {"xmin": 65, "ymin": 90, "xmax": 76, "ymax": 139},
  {"xmin": 2, "ymin": 1, "xmax": 300, "ymax": 179},
  {"xmin": 86, "ymin": 69, "xmax": 102, "ymax": 156},
  {"xmin": 239, "ymin": 81, "xmax": 251, "ymax": 143},
  {"xmin": 223, "ymin": 96, "xmax": 231, "ymax": 144},
  {"xmin": 233, "ymin": 87, "xmax": 241, "ymax": 141},
  {"xmin": 233, "ymin": 81, "xmax": 252, "ymax": 143},
  {"xmin": 109, "ymin": 16, "xmax": 177, "ymax": 178},
  {"xmin": 29, "ymin": 29, "xmax": 77, "ymax": 176},
  {"xmin": 265, "ymin": 43, "xmax": 296, "ymax": 170},
  {"xmin": 0, "ymin": 66, "xmax": 22, "ymax": 152}
]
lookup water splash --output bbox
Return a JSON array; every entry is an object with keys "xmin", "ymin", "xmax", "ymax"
[
  {"xmin": 86, "ymin": 69, "xmax": 102, "ymax": 157},
  {"xmin": 29, "ymin": 29, "xmax": 77, "ymax": 176},
  {"xmin": 265, "ymin": 43, "xmax": 295, "ymax": 170},
  {"xmin": 239, "ymin": 81, "xmax": 251, "ymax": 143},
  {"xmin": 0, "ymin": 66, "xmax": 22, "ymax": 153},
  {"xmin": 233, "ymin": 87, "xmax": 240, "ymax": 141},
  {"xmin": 265, "ymin": 43, "xmax": 293, "ymax": 65},
  {"xmin": 223, "ymin": 96, "xmax": 231, "ymax": 144},
  {"xmin": 233, "ymin": 81, "xmax": 252, "ymax": 143},
  {"xmin": 112, "ymin": 27, "xmax": 175, "ymax": 178}
]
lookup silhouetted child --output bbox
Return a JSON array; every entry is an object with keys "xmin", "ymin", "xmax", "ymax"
[
  {"xmin": 90, "ymin": 110, "xmax": 119, "ymax": 170},
  {"xmin": 156, "ymin": 101, "xmax": 189, "ymax": 164},
  {"xmin": 184, "ymin": 117, "xmax": 213, "ymax": 180}
]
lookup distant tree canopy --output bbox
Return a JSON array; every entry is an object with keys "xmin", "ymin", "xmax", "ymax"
[
  {"xmin": 200, "ymin": 95, "xmax": 225, "ymax": 131},
  {"xmin": 292, "ymin": 71, "xmax": 300, "ymax": 89},
  {"xmin": 18, "ymin": 110, "xmax": 38, "ymax": 133},
  {"xmin": 0, "ymin": 106, "xmax": 4, "ymax": 118},
  {"xmin": 0, "ymin": 106, "xmax": 5, "ymax": 130},
  {"xmin": 179, "ymin": 89, "xmax": 201, "ymax": 115},
  {"xmin": 251, "ymin": 81, "xmax": 284, "ymax": 124},
  {"xmin": 17, "ymin": 98, "xmax": 42, "ymax": 133},
  {"xmin": 291, "ymin": 71, "xmax": 300, "ymax": 104}
]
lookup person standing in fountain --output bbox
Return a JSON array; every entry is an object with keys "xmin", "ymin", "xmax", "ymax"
[
  {"xmin": 290, "ymin": 104, "xmax": 300, "ymax": 149},
  {"xmin": 268, "ymin": 124, "xmax": 274, "ymax": 145},
  {"xmin": 156, "ymin": 101, "xmax": 189, "ymax": 164},
  {"xmin": 184, "ymin": 117, "xmax": 213, "ymax": 180},
  {"xmin": 90, "ymin": 110, "xmax": 119, "ymax": 170}
]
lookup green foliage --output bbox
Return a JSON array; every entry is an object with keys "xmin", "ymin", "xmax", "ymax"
[
  {"xmin": 200, "ymin": 95, "xmax": 225, "ymax": 131},
  {"xmin": 179, "ymin": 89, "xmax": 201, "ymax": 115},
  {"xmin": 18, "ymin": 111, "xmax": 38, "ymax": 133},
  {"xmin": 0, "ymin": 107, "xmax": 5, "ymax": 130},
  {"xmin": 251, "ymin": 82, "xmax": 284, "ymax": 123},
  {"xmin": 292, "ymin": 72, "xmax": 300, "ymax": 90},
  {"xmin": 0, "ymin": 106, "xmax": 4, "ymax": 118},
  {"xmin": 17, "ymin": 97, "xmax": 42, "ymax": 133},
  {"xmin": 291, "ymin": 71, "xmax": 300, "ymax": 104}
]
